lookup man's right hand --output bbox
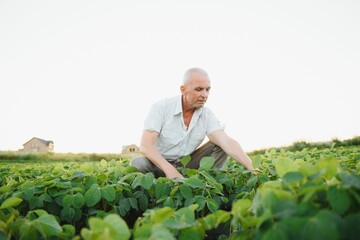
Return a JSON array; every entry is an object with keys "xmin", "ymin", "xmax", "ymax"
[{"xmin": 166, "ymin": 169, "xmax": 184, "ymax": 179}]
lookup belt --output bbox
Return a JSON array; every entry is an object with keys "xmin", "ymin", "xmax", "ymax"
[{"xmin": 167, "ymin": 159, "xmax": 182, "ymax": 167}]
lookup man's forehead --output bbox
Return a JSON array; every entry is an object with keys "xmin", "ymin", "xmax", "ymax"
[
  {"xmin": 190, "ymin": 71, "xmax": 208, "ymax": 79},
  {"xmin": 189, "ymin": 73, "xmax": 210, "ymax": 84}
]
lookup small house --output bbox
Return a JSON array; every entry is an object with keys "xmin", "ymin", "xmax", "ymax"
[
  {"xmin": 20, "ymin": 137, "xmax": 54, "ymax": 153},
  {"xmin": 122, "ymin": 144, "xmax": 140, "ymax": 154}
]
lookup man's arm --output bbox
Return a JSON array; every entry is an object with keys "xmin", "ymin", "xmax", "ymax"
[
  {"xmin": 140, "ymin": 130, "xmax": 184, "ymax": 179},
  {"xmin": 208, "ymin": 130, "xmax": 255, "ymax": 172}
]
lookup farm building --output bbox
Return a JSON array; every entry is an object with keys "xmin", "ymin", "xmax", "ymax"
[
  {"xmin": 19, "ymin": 137, "xmax": 54, "ymax": 153},
  {"xmin": 122, "ymin": 144, "xmax": 140, "ymax": 154}
]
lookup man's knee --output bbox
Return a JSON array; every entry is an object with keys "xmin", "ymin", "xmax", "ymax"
[
  {"xmin": 130, "ymin": 156, "xmax": 150, "ymax": 173},
  {"xmin": 130, "ymin": 156, "xmax": 165, "ymax": 177}
]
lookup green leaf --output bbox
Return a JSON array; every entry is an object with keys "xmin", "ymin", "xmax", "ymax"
[
  {"xmin": 194, "ymin": 196, "xmax": 206, "ymax": 211},
  {"xmin": 33, "ymin": 209, "xmax": 48, "ymax": 217},
  {"xmin": 232, "ymin": 199, "xmax": 252, "ymax": 218},
  {"xmin": 252, "ymin": 188, "xmax": 278, "ymax": 214},
  {"xmin": 85, "ymin": 176, "xmax": 97, "ymax": 190},
  {"xmin": 138, "ymin": 193, "xmax": 148, "ymax": 211},
  {"xmin": 206, "ymin": 199, "xmax": 219, "ymax": 213},
  {"xmin": 338, "ymin": 172, "xmax": 360, "ymax": 189},
  {"xmin": 100, "ymin": 159, "xmax": 107, "ymax": 168},
  {"xmin": 70, "ymin": 171, "xmax": 86, "ymax": 180},
  {"xmin": 262, "ymin": 223, "xmax": 288, "ymax": 240},
  {"xmin": 274, "ymin": 158, "xmax": 298, "ymax": 177},
  {"xmin": 344, "ymin": 213, "xmax": 360, "ymax": 240},
  {"xmin": 179, "ymin": 226, "xmax": 204, "ymax": 240},
  {"xmin": 327, "ymin": 186, "xmax": 351, "ymax": 214},
  {"xmin": 73, "ymin": 193, "xmax": 85, "ymax": 208},
  {"xmin": 141, "ymin": 173, "xmax": 154, "ymax": 190},
  {"xmin": 60, "ymin": 207, "xmax": 76, "ymax": 221},
  {"xmin": 62, "ymin": 224, "xmax": 76, "ymax": 237},
  {"xmin": 33, "ymin": 214, "xmax": 62, "ymax": 237},
  {"xmin": 200, "ymin": 210, "xmax": 231, "ymax": 230},
  {"xmin": 62, "ymin": 194, "xmax": 73, "ymax": 208},
  {"xmin": 246, "ymin": 176, "xmax": 258, "ymax": 188},
  {"xmin": 315, "ymin": 157, "xmax": 338, "ymax": 180},
  {"xmin": 283, "ymin": 171, "xmax": 304, "ymax": 183},
  {"xmin": 272, "ymin": 200, "xmax": 297, "ymax": 219},
  {"xmin": 80, "ymin": 228, "xmax": 91, "ymax": 240},
  {"xmin": 299, "ymin": 210, "xmax": 339, "ymax": 240},
  {"xmin": 85, "ymin": 185, "xmax": 101, "ymax": 207},
  {"xmin": 199, "ymin": 171, "xmax": 217, "ymax": 184},
  {"xmin": 0, "ymin": 186, "xmax": 11, "ymax": 193},
  {"xmin": 88, "ymin": 217, "xmax": 106, "ymax": 233},
  {"xmin": 199, "ymin": 157, "xmax": 215, "ymax": 170},
  {"xmin": 252, "ymin": 155, "xmax": 262, "ymax": 169},
  {"xmin": 181, "ymin": 155, "xmax": 191, "ymax": 167},
  {"xmin": 128, "ymin": 197, "xmax": 138, "ymax": 210},
  {"xmin": 163, "ymin": 207, "xmax": 195, "ymax": 229},
  {"xmin": 104, "ymin": 214, "xmax": 131, "ymax": 240},
  {"xmin": 213, "ymin": 210, "xmax": 231, "ymax": 227},
  {"xmin": 119, "ymin": 198, "xmax": 131, "ymax": 214},
  {"xmin": 202, "ymin": 214, "xmax": 216, "ymax": 230},
  {"xmin": 150, "ymin": 223, "xmax": 175, "ymax": 240},
  {"xmin": 21, "ymin": 184, "xmax": 35, "ymax": 201},
  {"xmin": 185, "ymin": 177, "xmax": 205, "ymax": 189},
  {"xmin": 164, "ymin": 196, "xmax": 174, "ymax": 207},
  {"xmin": 0, "ymin": 230, "xmax": 8, "ymax": 240},
  {"xmin": 179, "ymin": 185, "xmax": 193, "ymax": 199},
  {"xmin": 132, "ymin": 223, "xmax": 151, "ymax": 239},
  {"xmin": 29, "ymin": 195, "xmax": 45, "ymax": 210},
  {"xmin": 155, "ymin": 183, "xmax": 171, "ymax": 199},
  {"xmin": 0, "ymin": 197, "xmax": 23, "ymax": 209},
  {"xmin": 296, "ymin": 159, "xmax": 318, "ymax": 177},
  {"xmin": 101, "ymin": 186, "xmax": 116, "ymax": 202},
  {"xmin": 13, "ymin": 219, "xmax": 38, "ymax": 240},
  {"xmin": 170, "ymin": 186, "xmax": 179, "ymax": 196},
  {"xmin": 131, "ymin": 174, "xmax": 143, "ymax": 188},
  {"xmin": 151, "ymin": 207, "xmax": 175, "ymax": 223}
]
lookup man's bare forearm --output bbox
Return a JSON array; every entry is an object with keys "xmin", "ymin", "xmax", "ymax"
[
  {"xmin": 140, "ymin": 144, "xmax": 183, "ymax": 178},
  {"xmin": 208, "ymin": 130, "xmax": 255, "ymax": 172},
  {"xmin": 224, "ymin": 138, "xmax": 254, "ymax": 171}
]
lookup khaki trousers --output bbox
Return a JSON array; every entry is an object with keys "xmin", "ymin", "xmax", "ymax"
[{"xmin": 130, "ymin": 141, "xmax": 228, "ymax": 177}]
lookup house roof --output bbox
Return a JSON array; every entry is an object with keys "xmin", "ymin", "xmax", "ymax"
[
  {"xmin": 23, "ymin": 137, "xmax": 54, "ymax": 146},
  {"xmin": 122, "ymin": 144, "xmax": 139, "ymax": 150}
]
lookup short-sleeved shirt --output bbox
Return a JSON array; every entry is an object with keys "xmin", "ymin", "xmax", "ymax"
[{"xmin": 144, "ymin": 95, "xmax": 223, "ymax": 161}]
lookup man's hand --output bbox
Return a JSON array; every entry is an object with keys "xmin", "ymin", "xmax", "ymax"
[
  {"xmin": 165, "ymin": 168, "xmax": 184, "ymax": 179},
  {"xmin": 141, "ymin": 130, "xmax": 185, "ymax": 179},
  {"xmin": 208, "ymin": 130, "xmax": 258, "ymax": 174}
]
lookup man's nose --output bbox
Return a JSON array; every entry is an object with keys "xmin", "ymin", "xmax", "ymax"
[{"xmin": 201, "ymin": 90, "xmax": 209, "ymax": 98}]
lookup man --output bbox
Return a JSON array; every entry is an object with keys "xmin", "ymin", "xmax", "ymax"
[{"xmin": 130, "ymin": 68, "xmax": 255, "ymax": 179}]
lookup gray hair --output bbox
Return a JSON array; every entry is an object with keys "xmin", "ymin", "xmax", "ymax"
[{"xmin": 182, "ymin": 67, "xmax": 209, "ymax": 85}]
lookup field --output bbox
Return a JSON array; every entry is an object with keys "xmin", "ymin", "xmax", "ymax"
[{"xmin": 0, "ymin": 139, "xmax": 359, "ymax": 240}]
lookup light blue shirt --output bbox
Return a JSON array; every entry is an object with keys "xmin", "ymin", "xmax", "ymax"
[{"xmin": 144, "ymin": 95, "xmax": 223, "ymax": 161}]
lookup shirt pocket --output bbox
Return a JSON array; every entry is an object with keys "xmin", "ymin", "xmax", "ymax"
[
  {"xmin": 158, "ymin": 130, "xmax": 182, "ymax": 148},
  {"xmin": 188, "ymin": 131, "xmax": 206, "ymax": 148}
]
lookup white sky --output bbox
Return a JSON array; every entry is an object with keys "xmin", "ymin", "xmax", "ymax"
[{"xmin": 1, "ymin": 0, "xmax": 359, "ymax": 153}]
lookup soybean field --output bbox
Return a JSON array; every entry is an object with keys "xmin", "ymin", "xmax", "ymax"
[{"xmin": 0, "ymin": 140, "xmax": 359, "ymax": 240}]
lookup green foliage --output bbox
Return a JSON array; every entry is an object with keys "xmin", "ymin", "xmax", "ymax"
[
  {"xmin": 0, "ymin": 197, "xmax": 23, "ymax": 209},
  {"xmin": 0, "ymin": 143, "xmax": 359, "ymax": 239},
  {"xmin": 81, "ymin": 214, "xmax": 131, "ymax": 240},
  {"xmin": 0, "ymin": 151, "xmax": 124, "ymax": 162},
  {"xmin": 249, "ymin": 135, "xmax": 360, "ymax": 155}
]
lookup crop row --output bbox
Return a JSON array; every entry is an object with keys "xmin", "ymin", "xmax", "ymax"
[{"xmin": 0, "ymin": 146, "xmax": 359, "ymax": 239}]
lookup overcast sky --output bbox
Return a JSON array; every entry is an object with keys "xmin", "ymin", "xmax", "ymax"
[{"xmin": 1, "ymin": 0, "xmax": 359, "ymax": 153}]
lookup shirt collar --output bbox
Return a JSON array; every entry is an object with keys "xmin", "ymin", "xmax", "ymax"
[
  {"xmin": 174, "ymin": 95, "xmax": 182, "ymax": 115},
  {"xmin": 174, "ymin": 95, "xmax": 203, "ymax": 116}
]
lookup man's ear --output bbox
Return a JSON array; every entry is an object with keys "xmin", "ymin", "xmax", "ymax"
[{"xmin": 180, "ymin": 85, "xmax": 185, "ymax": 94}]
